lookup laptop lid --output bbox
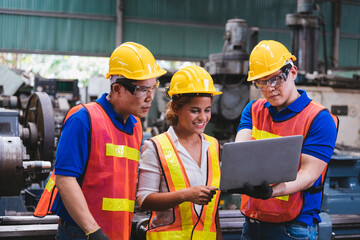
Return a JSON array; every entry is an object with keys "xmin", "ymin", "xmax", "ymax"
[{"xmin": 220, "ymin": 135, "xmax": 303, "ymax": 191}]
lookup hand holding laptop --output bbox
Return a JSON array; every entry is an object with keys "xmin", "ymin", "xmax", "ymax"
[
  {"xmin": 220, "ymin": 135, "xmax": 303, "ymax": 192},
  {"xmin": 227, "ymin": 181, "xmax": 273, "ymax": 200}
]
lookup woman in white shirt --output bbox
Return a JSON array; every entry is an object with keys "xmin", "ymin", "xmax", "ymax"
[{"xmin": 136, "ymin": 65, "xmax": 223, "ymax": 240}]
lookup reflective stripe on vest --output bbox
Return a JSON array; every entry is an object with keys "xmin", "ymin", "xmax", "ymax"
[
  {"xmin": 197, "ymin": 134, "xmax": 221, "ymax": 233},
  {"xmin": 241, "ymin": 99, "xmax": 338, "ymax": 223},
  {"xmin": 106, "ymin": 143, "xmax": 140, "ymax": 161},
  {"xmin": 102, "ymin": 198, "xmax": 135, "ymax": 212},
  {"xmin": 146, "ymin": 132, "xmax": 220, "ymax": 240}
]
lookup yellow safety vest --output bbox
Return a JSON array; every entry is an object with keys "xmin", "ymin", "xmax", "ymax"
[{"xmin": 147, "ymin": 132, "xmax": 221, "ymax": 240}]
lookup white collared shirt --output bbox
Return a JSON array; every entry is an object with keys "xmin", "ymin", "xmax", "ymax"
[{"xmin": 136, "ymin": 126, "xmax": 211, "ymax": 226}]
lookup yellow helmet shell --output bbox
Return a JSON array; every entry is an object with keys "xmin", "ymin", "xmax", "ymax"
[
  {"xmin": 167, "ymin": 65, "xmax": 222, "ymax": 97},
  {"xmin": 106, "ymin": 42, "xmax": 167, "ymax": 80},
  {"xmin": 247, "ymin": 40, "xmax": 296, "ymax": 82}
]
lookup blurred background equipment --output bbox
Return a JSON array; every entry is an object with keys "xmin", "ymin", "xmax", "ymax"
[{"xmin": 0, "ymin": 68, "xmax": 81, "ymax": 239}]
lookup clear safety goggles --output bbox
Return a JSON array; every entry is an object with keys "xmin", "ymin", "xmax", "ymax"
[
  {"xmin": 120, "ymin": 79, "xmax": 160, "ymax": 99},
  {"xmin": 254, "ymin": 64, "xmax": 292, "ymax": 90}
]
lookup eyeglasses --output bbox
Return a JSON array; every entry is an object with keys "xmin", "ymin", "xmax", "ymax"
[
  {"xmin": 120, "ymin": 80, "xmax": 160, "ymax": 99},
  {"xmin": 254, "ymin": 64, "xmax": 292, "ymax": 90}
]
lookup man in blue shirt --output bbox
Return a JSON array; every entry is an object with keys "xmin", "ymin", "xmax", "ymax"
[
  {"xmin": 52, "ymin": 42, "xmax": 166, "ymax": 240},
  {"xmin": 235, "ymin": 40, "xmax": 338, "ymax": 240}
]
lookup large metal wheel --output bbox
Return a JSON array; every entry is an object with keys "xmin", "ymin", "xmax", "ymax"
[
  {"xmin": 23, "ymin": 92, "xmax": 55, "ymax": 164},
  {"xmin": 0, "ymin": 137, "xmax": 24, "ymax": 196}
]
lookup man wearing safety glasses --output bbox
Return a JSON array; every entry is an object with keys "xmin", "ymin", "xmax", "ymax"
[
  {"xmin": 114, "ymin": 77, "xmax": 160, "ymax": 99},
  {"xmin": 50, "ymin": 42, "xmax": 166, "ymax": 240},
  {"xmin": 234, "ymin": 40, "xmax": 338, "ymax": 239}
]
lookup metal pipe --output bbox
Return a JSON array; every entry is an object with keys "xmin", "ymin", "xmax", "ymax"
[
  {"xmin": 332, "ymin": 0, "xmax": 341, "ymax": 68},
  {"xmin": 297, "ymin": 0, "xmax": 314, "ymax": 13},
  {"xmin": 116, "ymin": 0, "xmax": 123, "ymax": 46},
  {"xmin": 0, "ymin": 8, "xmax": 115, "ymax": 21},
  {"xmin": 0, "ymin": 96, "xmax": 18, "ymax": 108},
  {"xmin": 0, "ymin": 215, "xmax": 58, "ymax": 225},
  {"xmin": 23, "ymin": 161, "xmax": 51, "ymax": 173}
]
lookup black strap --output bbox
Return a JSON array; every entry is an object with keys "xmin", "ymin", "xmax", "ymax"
[{"xmin": 303, "ymin": 185, "xmax": 323, "ymax": 194}]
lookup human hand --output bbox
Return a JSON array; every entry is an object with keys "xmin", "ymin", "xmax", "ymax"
[
  {"xmin": 229, "ymin": 182, "xmax": 273, "ymax": 200},
  {"xmin": 186, "ymin": 186, "xmax": 217, "ymax": 205},
  {"xmin": 86, "ymin": 227, "xmax": 110, "ymax": 240}
]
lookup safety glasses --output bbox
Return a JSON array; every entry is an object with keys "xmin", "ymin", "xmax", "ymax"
[
  {"xmin": 120, "ymin": 79, "xmax": 160, "ymax": 99},
  {"xmin": 254, "ymin": 64, "xmax": 292, "ymax": 90}
]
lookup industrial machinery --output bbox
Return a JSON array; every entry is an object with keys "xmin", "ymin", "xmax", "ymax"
[
  {"xmin": 34, "ymin": 76, "xmax": 80, "ymax": 138},
  {"xmin": 0, "ymin": 68, "xmax": 56, "ymax": 198},
  {"xmin": 0, "ymin": 68, "xmax": 82, "ymax": 239},
  {"xmin": 204, "ymin": 18, "xmax": 253, "ymax": 141},
  {"xmin": 0, "ymin": 73, "xmax": 80, "ymax": 195},
  {"xmin": 0, "ymin": 91, "xmax": 57, "ymax": 239}
]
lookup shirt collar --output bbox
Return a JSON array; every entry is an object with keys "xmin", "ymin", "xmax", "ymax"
[
  {"xmin": 96, "ymin": 93, "xmax": 137, "ymax": 128},
  {"xmin": 167, "ymin": 126, "xmax": 211, "ymax": 150},
  {"xmin": 264, "ymin": 89, "xmax": 311, "ymax": 113}
]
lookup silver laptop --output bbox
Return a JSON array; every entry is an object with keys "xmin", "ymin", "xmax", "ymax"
[{"xmin": 220, "ymin": 135, "xmax": 303, "ymax": 191}]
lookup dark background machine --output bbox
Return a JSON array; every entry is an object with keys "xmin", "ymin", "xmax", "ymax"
[{"xmin": 0, "ymin": 67, "xmax": 80, "ymax": 239}]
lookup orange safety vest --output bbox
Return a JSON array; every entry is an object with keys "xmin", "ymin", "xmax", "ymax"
[
  {"xmin": 240, "ymin": 99, "xmax": 338, "ymax": 223},
  {"xmin": 35, "ymin": 102, "xmax": 142, "ymax": 240},
  {"xmin": 146, "ymin": 132, "xmax": 221, "ymax": 240}
]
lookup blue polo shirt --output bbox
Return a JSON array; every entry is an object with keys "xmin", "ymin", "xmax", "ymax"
[
  {"xmin": 237, "ymin": 89, "xmax": 337, "ymax": 225},
  {"xmin": 52, "ymin": 93, "xmax": 138, "ymax": 225}
]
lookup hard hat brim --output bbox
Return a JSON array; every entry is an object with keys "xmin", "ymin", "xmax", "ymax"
[
  {"xmin": 167, "ymin": 90, "xmax": 223, "ymax": 97},
  {"xmin": 106, "ymin": 68, "xmax": 167, "ymax": 80}
]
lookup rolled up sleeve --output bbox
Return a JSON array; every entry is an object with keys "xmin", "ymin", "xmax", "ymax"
[{"xmin": 136, "ymin": 140, "xmax": 162, "ymax": 207}]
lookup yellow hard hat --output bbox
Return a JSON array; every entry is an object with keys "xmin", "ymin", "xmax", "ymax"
[
  {"xmin": 167, "ymin": 65, "xmax": 222, "ymax": 97},
  {"xmin": 105, "ymin": 42, "xmax": 167, "ymax": 80},
  {"xmin": 247, "ymin": 40, "xmax": 296, "ymax": 82}
]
